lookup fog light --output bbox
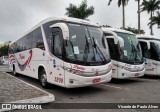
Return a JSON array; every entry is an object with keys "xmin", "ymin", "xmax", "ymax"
[{"xmin": 122, "ymin": 73, "xmax": 125, "ymax": 76}]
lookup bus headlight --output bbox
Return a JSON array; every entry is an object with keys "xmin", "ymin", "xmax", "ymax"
[
  {"xmin": 63, "ymin": 67, "xmax": 84, "ymax": 75},
  {"xmin": 124, "ymin": 66, "xmax": 144, "ymax": 72},
  {"xmin": 62, "ymin": 66, "xmax": 110, "ymax": 77}
]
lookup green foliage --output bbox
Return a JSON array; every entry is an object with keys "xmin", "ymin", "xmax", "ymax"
[
  {"xmin": 65, "ymin": 0, "xmax": 94, "ymax": 19},
  {"xmin": 121, "ymin": 27, "xmax": 145, "ymax": 34},
  {"xmin": 108, "ymin": 0, "xmax": 129, "ymax": 7},
  {"xmin": 100, "ymin": 25, "xmax": 112, "ymax": 28},
  {"xmin": 149, "ymin": 11, "xmax": 160, "ymax": 28},
  {"xmin": 141, "ymin": 0, "xmax": 160, "ymax": 35},
  {"xmin": 141, "ymin": 0, "xmax": 160, "ymax": 13},
  {"xmin": 0, "ymin": 45, "xmax": 9, "ymax": 57}
]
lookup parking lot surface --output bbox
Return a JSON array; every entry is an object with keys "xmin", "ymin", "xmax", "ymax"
[{"xmin": 1, "ymin": 65, "xmax": 160, "ymax": 112}]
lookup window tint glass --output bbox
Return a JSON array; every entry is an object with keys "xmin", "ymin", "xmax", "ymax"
[
  {"xmin": 21, "ymin": 37, "xmax": 26, "ymax": 51},
  {"xmin": 43, "ymin": 21, "xmax": 57, "ymax": 48},
  {"xmin": 10, "ymin": 27, "xmax": 45, "ymax": 53},
  {"xmin": 19, "ymin": 38, "xmax": 23, "ymax": 51},
  {"xmin": 106, "ymin": 38, "xmax": 118, "ymax": 60},
  {"xmin": 115, "ymin": 32, "xmax": 143, "ymax": 64},
  {"xmin": 139, "ymin": 41, "xmax": 151, "ymax": 59},
  {"xmin": 26, "ymin": 33, "xmax": 33, "ymax": 49},
  {"xmin": 150, "ymin": 42, "xmax": 158, "ymax": 60},
  {"xmin": 153, "ymin": 41, "xmax": 160, "ymax": 60},
  {"xmin": 33, "ymin": 27, "xmax": 45, "ymax": 50},
  {"xmin": 53, "ymin": 34, "xmax": 62, "ymax": 59},
  {"xmin": 66, "ymin": 23, "xmax": 96, "ymax": 62}
]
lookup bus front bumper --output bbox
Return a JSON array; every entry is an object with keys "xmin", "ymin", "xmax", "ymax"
[
  {"xmin": 65, "ymin": 69, "xmax": 112, "ymax": 88},
  {"xmin": 116, "ymin": 68, "xmax": 145, "ymax": 79}
]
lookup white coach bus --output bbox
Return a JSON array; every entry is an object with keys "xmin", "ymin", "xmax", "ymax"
[
  {"xmin": 102, "ymin": 28, "xmax": 145, "ymax": 79},
  {"xmin": 137, "ymin": 35, "xmax": 160, "ymax": 76},
  {"xmin": 9, "ymin": 17, "xmax": 112, "ymax": 88}
]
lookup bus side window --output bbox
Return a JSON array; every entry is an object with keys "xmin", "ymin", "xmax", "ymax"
[
  {"xmin": 36, "ymin": 39, "xmax": 45, "ymax": 50},
  {"xmin": 33, "ymin": 27, "xmax": 45, "ymax": 50},
  {"xmin": 26, "ymin": 33, "xmax": 33, "ymax": 50},
  {"xmin": 139, "ymin": 41, "xmax": 151, "ymax": 59},
  {"xmin": 53, "ymin": 34, "xmax": 62, "ymax": 59}
]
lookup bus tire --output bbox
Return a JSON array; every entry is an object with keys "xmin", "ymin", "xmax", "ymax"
[
  {"xmin": 13, "ymin": 65, "xmax": 17, "ymax": 76},
  {"xmin": 39, "ymin": 69, "xmax": 48, "ymax": 88}
]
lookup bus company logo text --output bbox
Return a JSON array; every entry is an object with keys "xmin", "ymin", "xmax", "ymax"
[
  {"xmin": 19, "ymin": 54, "xmax": 25, "ymax": 59},
  {"xmin": 146, "ymin": 68, "xmax": 155, "ymax": 71},
  {"xmin": 73, "ymin": 65, "xmax": 85, "ymax": 70}
]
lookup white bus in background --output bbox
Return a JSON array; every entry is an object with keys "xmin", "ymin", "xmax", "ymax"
[
  {"xmin": 9, "ymin": 17, "xmax": 112, "ymax": 88},
  {"xmin": 102, "ymin": 28, "xmax": 145, "ymax": 79},
  {"xmin": 137, "ymin": 35, "xmax": 160, "ymax": 76}
]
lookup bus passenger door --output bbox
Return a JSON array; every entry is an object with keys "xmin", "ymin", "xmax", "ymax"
[
  {"xmin": 106, "ymin": 37, "xmax": 119, "ymax": 78},
  {"xmin": 150, "ymin": 41, "xmax": 160, "ymax": 75},
  {"xmin": 139, "ymin": 41, "xmax": 156, "ymax": 75},
  {"xmin": 50, "ymin": 28, "xmax": 65, "ymax": 87}
]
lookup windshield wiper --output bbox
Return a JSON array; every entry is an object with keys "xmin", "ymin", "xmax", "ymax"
[
  {"xmin": 83, "ymin": 35, "xmax": 90, "ymax": 61},
  {"xmin": 66, "ymin": 40, "xmax": 78, "ymax": 59},
  {"xmin": 92, "ymin": 37, "xmax": 107, "ymax": 62},
  {"xmin": 130, "ymin": 44, "xmax": 142, "ymax": 61}
]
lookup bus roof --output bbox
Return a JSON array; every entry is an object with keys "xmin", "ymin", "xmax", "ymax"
[
  {"xmin": 102, "ymin": 27, "xmax": 134, "ymax": 35},
  {"xmin": 10, "ymin": 16, "xmax": 98, "ymax": 45},
  {"xmin": 137, "ymin": 35, "xmax": 160, "ymax": 41},
  {"xmin": 136, "ymin": 35, "xmax": 160, "ymax": 39}
]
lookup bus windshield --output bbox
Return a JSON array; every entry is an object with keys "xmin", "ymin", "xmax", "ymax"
[
  {"xmin": 65, "ymin": 23, "xmax": 110, "ymax": 65},
  {"xmin": 115, "ymin": 32, "xmax": 143, "ymax": 64}
]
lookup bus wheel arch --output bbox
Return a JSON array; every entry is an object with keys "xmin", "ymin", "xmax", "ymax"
[{"xmin": 38, "ymin": 66, "xmax": 49, "ymax": 88}]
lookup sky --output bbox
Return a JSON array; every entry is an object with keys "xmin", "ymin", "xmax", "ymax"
[{"xmin": 0, "ymin": 0, "xmax": 159, "ymax": 44}]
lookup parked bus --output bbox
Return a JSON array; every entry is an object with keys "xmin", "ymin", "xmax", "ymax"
[
  {"xmin": 102, "ymin": 28, "xmax": 145, "ymax": 79},
  {"xmin": 137, "ymin": 35, "xmax": 160, "ymax": 76},
  {"xmin": 9, "ymin": 17, "xmax": 112, "ymax": 88}
]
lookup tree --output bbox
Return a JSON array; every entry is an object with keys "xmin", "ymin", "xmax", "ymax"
[
  {"xmin": 108, "ymin": 0, "xmax": 129, "ymax": 29},
  {"xmin": 100, "ymin": 25, "xmax": 112, "ymax": 28},
  {"xmin": 121, "ymin": 26, "xmax": 145, "ymax": 34},
  {"xmin": 141, "ymin": 0, "xmax": 160, "ymax": 35},
  {"xmin": 149, "ymin": 11, "xmax": 160, "ymax": 28},
  {"xmin": 65, "ymin": 0, "xmax": 94, "ymax": 19},
  {"xmin": 136, "ymin": 0, "xmax": 141, "ymax": 34},
  {"xmin": 0, "ymin": 45, "xmax": 9, "ymax": 57}
]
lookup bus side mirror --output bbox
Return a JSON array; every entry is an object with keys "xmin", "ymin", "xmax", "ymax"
[
  {"xmin": 50, "ymin": 23, "xmax": 69, "ymax": 40},
  {"xmin": 117, "ymin": 36, "xmax": 124, "ymax": 47}
]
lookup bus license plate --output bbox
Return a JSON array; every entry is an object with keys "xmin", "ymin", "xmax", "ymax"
[{"xmin": 93, "ymin": 78, "xmax": 101, "ymax": 83}]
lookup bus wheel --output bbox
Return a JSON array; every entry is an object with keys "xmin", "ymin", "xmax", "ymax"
[
  {"xmin": 39, "ymin": 69, "xmax": 48, "ymax": 88},
  {"xmin": 13, "ymin": 65, "xmax": 17, "ymax": 76}
]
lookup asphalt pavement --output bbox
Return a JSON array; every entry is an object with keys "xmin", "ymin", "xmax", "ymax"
[
  {"xmin": 0, "ymin": 64, "xmax": 10, "ymax": 72},
  {"xmin": 1, "ymin": 64, "xmax": 160, "ymax": 112},
  {"xmin": 0, "ymin": 65, "xmax": 55, "ymax": 112}
]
